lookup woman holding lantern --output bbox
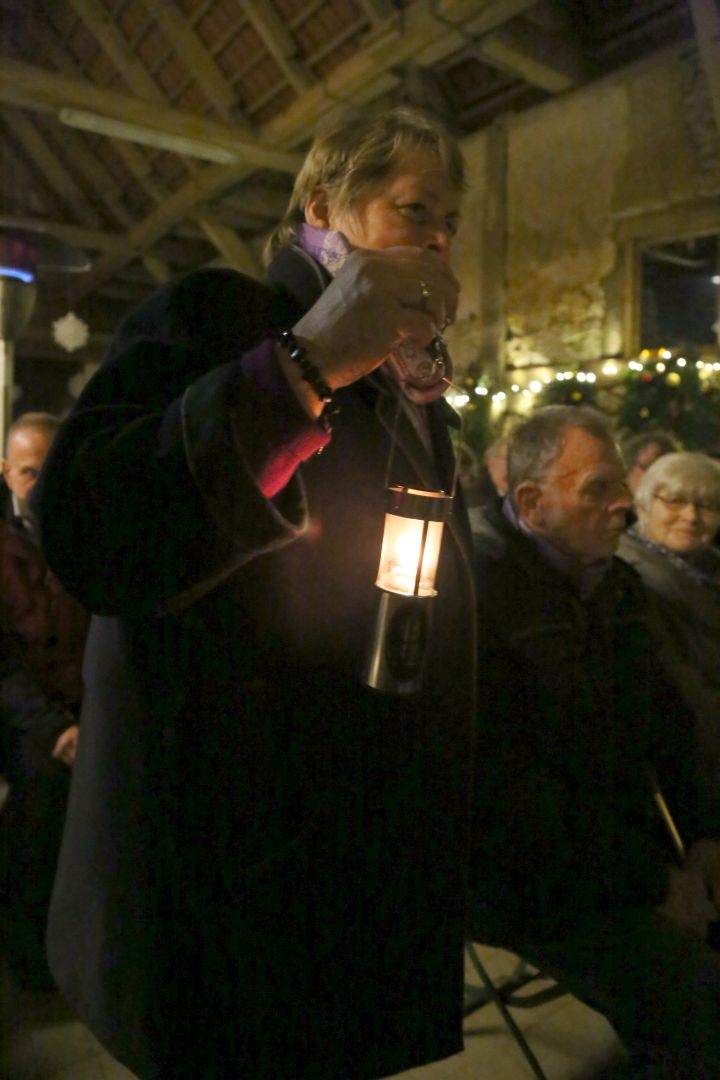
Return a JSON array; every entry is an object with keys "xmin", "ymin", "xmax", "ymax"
[{"xmin": 34, "ymin": 106, "xmax": 476, "ymax": 1079}]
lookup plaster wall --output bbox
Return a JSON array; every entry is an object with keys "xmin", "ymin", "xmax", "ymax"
[{"xmin": 451, "ymin": 47, "xmax": 720, "ymax": 381}]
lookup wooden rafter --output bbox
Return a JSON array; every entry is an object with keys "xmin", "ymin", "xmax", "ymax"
[
  {"xmin": 477, "ymin": 17, "xmax": 587, "ymax": 92},
  {"xmin": 68, "ymin": 0, "xmax": 167, "ymax": 104},
  {"xmin": 356, "ymin": 0, "xmax": 397, "ymax": 28},
  {"xmin": 2, "ymin": 108, "xmax": 102, "ymax": 228},
  {"xmin": 0, "ymin": 60, "xmax": 305, "ymax": 173},
  {"xmin": 149, "ymin": 1, "xmax": 251, "ymax": 127},
  {"xmin": 0, "ymin": 213, "xmax": 133, "ymax": 254},
  {"xmin": 196, "ymin": 214, "xmax": 262, "ymax": 278},
  {"xmin": 239, "ymin": 0, "xmax": 311, "ymax": 95},
  {"xmin": 30, "ymin": 21, "xmax": 172, "ymax": 206}
]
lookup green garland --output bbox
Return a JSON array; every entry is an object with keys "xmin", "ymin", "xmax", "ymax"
[{"xmin": 617, "ymin": 363, "xmax": 720, "ymax": 451}]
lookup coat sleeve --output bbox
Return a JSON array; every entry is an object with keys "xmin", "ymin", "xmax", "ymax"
[{"xmin": 35, "ymin": 333, "xmax": 327, "ymax": 618}]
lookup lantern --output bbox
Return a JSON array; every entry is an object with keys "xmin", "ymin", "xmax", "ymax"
[{"xmin": 364, "ymin": 485, "xmax": 452, "ymax": 694}]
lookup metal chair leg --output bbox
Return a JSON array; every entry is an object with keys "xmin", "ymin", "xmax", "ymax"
[{"xmin": 465, "ymin": 943, "xmax": 553, "ymax": 1080}]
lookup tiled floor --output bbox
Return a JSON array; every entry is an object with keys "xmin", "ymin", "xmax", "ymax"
[{"xmin": 1, "ymin": 943, "xmax": 629, "ymax": 1080}]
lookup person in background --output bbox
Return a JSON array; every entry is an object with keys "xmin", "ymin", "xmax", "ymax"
[
  {"xmin": 623, "ymin": 429, "xmax": 678, "ymax": 496},
  {"xmin": 470, "ymin": 405, "xmax": 720, "ymax": 1080},
  {"xmin": 1, "ymin": 412, "xmax": 89, "ymax": 990},
  {"xmin": 463, "ymin": 435, "xmax": 508, "ymax": 532},
  {"xmin": 34, "ymin": 105, "xmax": 477, "ymax": 1080},
  {"xmin": 618, "ymin": 452, "xmax": 720, "ymax": 825},
  {"xmin": 2, "ymin": 412, "xmax": 59, "ymax": 539},
  {"xmin": 483, "ymin": 434, "xmax": 509, "ymax": 498}
]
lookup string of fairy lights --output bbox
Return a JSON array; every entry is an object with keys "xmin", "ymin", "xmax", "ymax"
[{"xmin": 446, "ymin": 345, "xmax": 720, "ymax": 414}]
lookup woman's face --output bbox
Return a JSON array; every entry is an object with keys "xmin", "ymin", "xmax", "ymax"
[
  {"xmin": 638, "ymin": 489, "xmax": 720, "ymax": 554},
  {"xmin": 309, "ymin": 147, "xmax": 460, "ymax": 261}
]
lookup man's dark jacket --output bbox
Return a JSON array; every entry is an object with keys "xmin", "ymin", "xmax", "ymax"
[
  {"xmin": 35, "ymin": 251, "xmax": 477, "ymax": 1080},
  {"xmin": 469, "ymin": 502, "xmax": 707, "ymax": 947}
]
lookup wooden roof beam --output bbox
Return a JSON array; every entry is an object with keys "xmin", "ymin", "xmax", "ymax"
[
  {"xmin": 356, "ymin": 0, "xmax": 397, "ymax": 28},
  {"xmin": 30, "ymin": 20, "xmax": 173, "ymax": 206},
  {"xmin": 265, "ymin": 0, "xmax": 537, "ymax": 138},
  {"xmin": 68, "ymin": 0, "xmax": 167, "ymax": 105},
  {"xmin": 0, "ymin": 213, "xmax": 129, "ymax": 254},
  {"xmin": 240, "ymin": 0, "xmax": 312, "ymax": 95},
  {"xmin": 476, "ymin": 18, "xmax": 588, "ymax": 92},
  {"xmin": 2, "ymin": 108, "xmax": 103, "ymax": 228},
  {"xmin": 218, "ymin": 186, "xmax": 291, "ymax": 221},
  {"xmin": 0, "ymin": 60, "xmax": 304, "ymax": 174},
  {"xmin": 196, "ymin": 215, "xmax": 262, "ymax": 278},
  {"xmin": 150, "ymin": 2, "xmax": 253, "ymax": 129}
]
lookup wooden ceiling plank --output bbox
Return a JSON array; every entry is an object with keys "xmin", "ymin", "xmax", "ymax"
[
  {"xmin": 0, "ymin": 213, "xmax": 126, "ymax": 253},
  {"xmin": 66, "ymin": 137, "xmax": 174, "ymax": 283},
  {"xmin": 413, "ymin": 0, "xmax": 536, "ymax": 66},
  {"xmin": 688, "ymin": 0, "xmax": 720, "ymax": 138},
  {"xmin": 141, "ymin": 252, "xmax": 173, "ymax": 283},
  {"xmin": 477, "ymin": 20, "xmax": 587, "ymax": 92},
  {"xmin": 74, "ymin": 161, "xmax": 260, "ymax": 297},
  {"xmin": 0, "ymin": 59, "xmax": 305, "ymax": 173},
  {"xmin": 2, "ymin": 27, "xmax": 160, "ymax": 255},
  {"xmin": 68, "ymin": 0, "xmax": 166, "ymax": 104},
  {"xmin": 29, "ymin": 19, "xmax": 172, "ymax": 206},
  {"xmin": 149, "ymin": 2, "xmax": 251, "ymax": 126},
  {"xmin": 2, "ymin": 109, "xmax": 103, "ymax": 228},
  {"xmin": 356, "ymin": 0, "xmax": 396, "ymax": 28},
  {"xmin": 0, "ymin": 142, "xmax": 67, "ymax": 221},
  {"xmin": 264, "ymin": 0, "xmax": 536, "ymax": 140},
  {"xmin": 240, "ymin": 0, "xmax": 312, "ymax": 94},
  {"xmin": 218, "ymin": 186, "xmax": 291, "ymax": 221},
  {"xmin": 196, "ymin": 214, "xmax": 262, "ymax": 278}
]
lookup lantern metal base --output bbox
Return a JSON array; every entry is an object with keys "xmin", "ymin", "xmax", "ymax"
[{"xmin": 363, "ymin": 588, "xmax": 434, "ymax": 695}]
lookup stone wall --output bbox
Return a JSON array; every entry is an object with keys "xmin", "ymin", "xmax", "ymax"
[{"xmin": 449, "ymin": 45, "xmax": 720, "ymax": 384}]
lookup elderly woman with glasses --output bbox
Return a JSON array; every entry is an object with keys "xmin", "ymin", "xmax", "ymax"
[{"xmin": 618, "ymin": 451, "xmax": 720, "ymax": 817}]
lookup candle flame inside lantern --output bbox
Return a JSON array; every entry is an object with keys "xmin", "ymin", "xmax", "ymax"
[{"xmin": 375, "ymin": 487, "xmax": 451, "ymax": 597}]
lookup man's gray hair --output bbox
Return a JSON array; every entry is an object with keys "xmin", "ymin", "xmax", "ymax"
[
  {"xmin": 634, "ymin": 451, "xmax": 720, "ymax": 512},
  {"xmin": 507, "ymin": 405, "xmax": 616, "ymax": 492}
]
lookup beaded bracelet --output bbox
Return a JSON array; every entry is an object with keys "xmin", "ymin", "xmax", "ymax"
[{"xmin": 275, "ymin": 326, "xmax": 339, "ymax": 429}]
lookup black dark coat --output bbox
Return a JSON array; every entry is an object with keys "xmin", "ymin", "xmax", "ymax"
[
  {"xmin": 469, "ymin": 502, "xmax": 706, "ymax": 947},
  {"xmin": 36, "ymin": 250, "xmax": 477, "ymax": 1079}
]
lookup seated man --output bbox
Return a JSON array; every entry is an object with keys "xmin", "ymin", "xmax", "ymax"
[
  {"xmin": 0, "ymin": 413, "xmax": 88, "ymax": 989},
  {"xmin": 470, "ymin": 405, "xmax": 720, "ymax": 1080}
]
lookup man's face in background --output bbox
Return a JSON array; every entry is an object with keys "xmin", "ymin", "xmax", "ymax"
[{"xmin": 2, "ymin": 426, "xmax": 53, "ymax": 517}]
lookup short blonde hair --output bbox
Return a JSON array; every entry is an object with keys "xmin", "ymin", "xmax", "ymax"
[
  {"xmin": 634, "ymin": 451, "xmax": 720, "ymax": 511},
  {"xmin": 264, "ymin": 104, "xmax": 465, "ymax": 263}
]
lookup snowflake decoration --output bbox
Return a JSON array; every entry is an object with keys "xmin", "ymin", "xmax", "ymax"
[{"xmin": 52, "ymin": 311, "xmax": 89, "ymax": 353}]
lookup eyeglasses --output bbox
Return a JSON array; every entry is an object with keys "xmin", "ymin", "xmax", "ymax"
[{"xmin": 653, "ymin": 494, "xmax": 720, "ymax": 516}]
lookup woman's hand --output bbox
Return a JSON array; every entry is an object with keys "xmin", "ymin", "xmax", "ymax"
[{"xmin": 278, "ymin": 247, "xmax": 459, "ymax": 417}]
